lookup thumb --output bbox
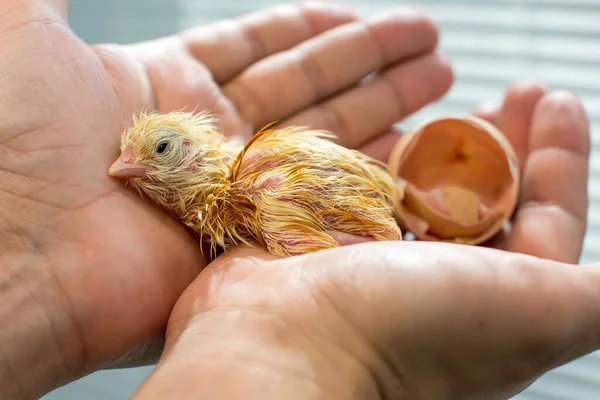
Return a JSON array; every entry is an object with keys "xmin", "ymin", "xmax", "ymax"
[
  {"xmin": 161, "ymin": 243, "xmax": 284, "ymax": 350},
  {"xmin": 206, "ymin": 242, "xmax": 284, "ymax": 281},
  {"xmin": 563, "ymin": 262, "xmax": 600, "ymax": 352}
]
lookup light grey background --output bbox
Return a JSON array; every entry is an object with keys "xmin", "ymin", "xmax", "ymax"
[{"xmin": 44, "ymin": 0, "xmax": 600, "ymax": 399}]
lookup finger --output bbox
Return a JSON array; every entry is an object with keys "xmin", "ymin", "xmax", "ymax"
[
  {"xmin": 472, "ymin": 101, "xmax": 501, "ymax": 127},
  {"xmin": 496, "ymin": 81, "xmax": 548, "ymax": 170},
  {"xmin": 179, "ymin": 2, "xmax": 358, "ymax": 84},
  {"xmin": 124, "ymin": 37, "xmax": 250, "ymax": 138},
  {"xmin": 210, "ymin": 243, "xmax": 282, "ymax": 271},
  {"xmin": 507, "ymin": 91, "xmax": 590, "ymax": 263},
  {"xmin": 223, "ymin": 7, "xmax": 439, "ymax": 132},
  {"xmin": 278, "ymin": 52, "xmax": 452, "ymax": 149},
  {"xmin": 359, "ymin": 127, "xmax": 404, "ymax": 162}
]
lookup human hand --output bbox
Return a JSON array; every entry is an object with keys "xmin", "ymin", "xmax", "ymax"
[
  {"xmin": 133, "ymin": 243, "xmax": 600, "ymax": 400},
  {"xmin": 129, "ymin": 87, "xmax": 592, "ymax": 399},
  {"xmin": 472, "ymin": 82, "xmax": 589, "ymax": 263},
  {"xmin": 0, "ymin": 1, "xmax": 451, "ymax": 398}
]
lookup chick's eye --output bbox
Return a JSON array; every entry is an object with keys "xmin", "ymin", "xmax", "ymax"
[{"xmin": 156, "ymin": 142, "xmax": 168, "ymax": 154}]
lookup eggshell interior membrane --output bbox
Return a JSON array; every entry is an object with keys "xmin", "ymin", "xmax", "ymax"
[{"xmin": 388, "ymin": 116, "xmax": 519, "ymax": 244}]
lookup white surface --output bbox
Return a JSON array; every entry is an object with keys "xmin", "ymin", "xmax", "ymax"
[{"xmin": 44, "ymin": 0, "xmax": 600, "ymax": 398}]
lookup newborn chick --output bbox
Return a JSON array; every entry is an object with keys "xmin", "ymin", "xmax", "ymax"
[{"xmin": 109, "ymin": 111, "xmax": 402, "ymax": 257}]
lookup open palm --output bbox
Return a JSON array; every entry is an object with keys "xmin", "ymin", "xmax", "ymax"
[{"xmin": 1, "ymin": 2, "xmax": 455, "ymax": 396}]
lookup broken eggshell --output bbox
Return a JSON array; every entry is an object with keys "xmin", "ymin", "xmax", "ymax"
[{"xmin": 387, "ymin": 115, "xmax": 519, "ymax": 245}]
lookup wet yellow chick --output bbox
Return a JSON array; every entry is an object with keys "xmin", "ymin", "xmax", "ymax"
[{"xmin": 109, "ymin": 111, "xmax": 402, "ymax": 257}]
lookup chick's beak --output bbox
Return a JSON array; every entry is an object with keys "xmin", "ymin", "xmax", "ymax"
[{"xmin": 108, "ymin": 145, "xmax": 154, "ymax": 178}]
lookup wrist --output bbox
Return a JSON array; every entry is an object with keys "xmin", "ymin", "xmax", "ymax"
[
  {"xmin": 0, "ymin": 248, "xmax": 84, "ymax": 399},
  {"xmin": 132, "ymin": 305, "xmax": 379, "ymax": 400}
]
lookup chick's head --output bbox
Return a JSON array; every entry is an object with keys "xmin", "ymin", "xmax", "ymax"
[{"xmin": 109, "ymin": 111, "xmax": 233, "ymax": 213}]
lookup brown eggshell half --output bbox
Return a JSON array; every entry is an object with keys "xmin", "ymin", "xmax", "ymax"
[{"xmin": 388, "ymin": 115, "xmax": 519, "ymax": 245}]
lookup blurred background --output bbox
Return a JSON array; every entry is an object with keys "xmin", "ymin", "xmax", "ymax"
[{"xmin": 44, "ymin": 0, "xmax": 600, "ymax": 398}]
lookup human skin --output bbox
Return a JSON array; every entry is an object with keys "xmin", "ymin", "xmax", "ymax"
[
  {"xmin": 0, "ymin": 1, "xmax": 455, "ymax": 398},
  {"xmin": 0, "ymin": 0, "xmax": 592, "ymax": 399},
  {"xmin": 130, "ymin": 85, "xmax": 596, "ymax": 400}
]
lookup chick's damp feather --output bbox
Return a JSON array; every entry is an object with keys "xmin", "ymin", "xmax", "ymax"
[{"xmin": 116, "ymin": 111, "xmax": 402, "ymax": 258}]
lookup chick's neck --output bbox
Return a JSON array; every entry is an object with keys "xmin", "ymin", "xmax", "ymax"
[{"xmin": 167, "ymin": 146, "xmax": 236, "ymax": 231}]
